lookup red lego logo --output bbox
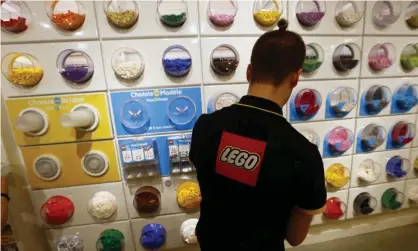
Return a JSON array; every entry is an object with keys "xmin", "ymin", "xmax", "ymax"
[{"xmin": 216, "ymin": 131, "xmax": 267, "ymax": 187}]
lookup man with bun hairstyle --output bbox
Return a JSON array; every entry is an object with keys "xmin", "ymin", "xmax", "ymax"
[{"xmin": 190, "ymin": 19, "xmax": 326, "ymax": 251}]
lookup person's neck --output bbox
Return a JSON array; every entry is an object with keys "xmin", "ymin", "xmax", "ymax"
[{"xmin": 247, "ymin": 82, "xmax": 287, "ymax": 107}]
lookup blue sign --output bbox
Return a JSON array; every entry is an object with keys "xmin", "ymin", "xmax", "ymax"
[{"xmin": 111, "ymin": 87, "xmax": 202, "ymax": 136}]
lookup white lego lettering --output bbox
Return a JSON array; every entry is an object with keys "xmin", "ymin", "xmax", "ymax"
[{"xmin": 219, "ymin": 147, "xmax": 260, "ymax": 171}]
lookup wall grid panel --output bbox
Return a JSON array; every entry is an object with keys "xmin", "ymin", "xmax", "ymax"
[{"xmin": 1, "ymin": 1, "xmax": 418, "ymax": 251}]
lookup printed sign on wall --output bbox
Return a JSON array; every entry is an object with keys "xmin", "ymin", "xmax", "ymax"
[
  {"xmin": 110, "ymin": 87, "xmax": 202, "ymax": 137},
  {"xmin": 6, "ymin": 93, "xmax": 113, "ymax": 146}
]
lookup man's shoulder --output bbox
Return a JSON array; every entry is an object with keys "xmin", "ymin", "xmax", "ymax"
[
  {"xmin": 194, "ymin": 107, "xmax": 235, "ymax": 127},
  {"xmin": 270, "ymin": 122, "xmax": 319, "ymax": 153}
]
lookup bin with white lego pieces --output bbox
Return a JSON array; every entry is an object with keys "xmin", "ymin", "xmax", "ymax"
[
  {"xmin": 350, "ymin": 149, "xmax": 410, "ymax": 188},
  {"xmin": 204, "ymin": 84, "xmax": 248, "ymax": 113}
]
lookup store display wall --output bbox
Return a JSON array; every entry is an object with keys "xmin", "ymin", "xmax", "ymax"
[{"xmin": 1, "ymin": 1, "xmax": 418, "ymax": 251}]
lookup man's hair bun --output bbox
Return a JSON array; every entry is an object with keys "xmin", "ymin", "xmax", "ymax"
[{"xmin": 277, "ymin": 19, "xmax": 288, "ymax": 31}]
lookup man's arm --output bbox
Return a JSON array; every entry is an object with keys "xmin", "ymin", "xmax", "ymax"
[
  {"xmin": 286, "ymin": 144, "xmax": 326, "ymax": 246},
  {"xmin": 286, "ymin": 205, "xmax": 325, "ymax": 246}
]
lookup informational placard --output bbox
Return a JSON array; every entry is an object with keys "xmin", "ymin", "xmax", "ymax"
[
  {"xmin": 6, "ymin": 93, "xmax": 113, "ymax": 146},
  {"xmin": 110, "ymin": 87, "xmax": 202, "ymax": 137}
]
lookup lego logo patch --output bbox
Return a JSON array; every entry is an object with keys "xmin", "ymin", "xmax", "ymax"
[
  {"xmin": 216, "ymin": 132, "xmax": 267, "ymax": 187},
  {"xmin": 219, "ymin": 147, "xmax": 260, "ymax": 171}
]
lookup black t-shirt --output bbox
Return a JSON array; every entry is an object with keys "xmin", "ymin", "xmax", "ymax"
[{"xmin": 190, "ymin": 95, "xmax": 326, "ymax": 251}]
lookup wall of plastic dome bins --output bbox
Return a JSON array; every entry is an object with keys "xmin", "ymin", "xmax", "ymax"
[{"xmin": 0, "ymin": 0, "xmax": 418, "ymax": 250}]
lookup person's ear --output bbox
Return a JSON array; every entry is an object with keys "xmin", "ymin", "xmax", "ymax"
[
  {"xmin": 297, "ymin": 68, "xmax": 303, "ymax": 77},
  {"xmin": 290, "ymin": 69, "xmax": 302, "ymax": 88},
  {"xmin": 246, "ymin": 64, "xmax": 252, "ymax": 83}
]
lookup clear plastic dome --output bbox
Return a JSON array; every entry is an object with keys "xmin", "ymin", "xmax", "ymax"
[
  {"xmin": 360, "ymin": 124, "xmax": 386, "ymax": 151},
  {"xmin": 134, "ymin": 186, "xmax": 161, "ymax": 214},
  {"xmin": 394, "ymin": 83, "xmax": 418, "ymax": 112},
  {"xmin": 325, "ymin": 163, "xmax": 350, "ymax": 188},
  {"xmin": 57, "ymin": 49, "xmax": 94, "ymax": 84},
  {"xmin": 372, "ymin": 0, "xmax": 401, "ymax": 28},
  {"xmin": 40, "ymin": 196, "xmax": 75, "ymax": 225},
  {"xmin": 180, "ymin": 218, "xmax": 198, "ymax": 244},
  {"xmin": 104, "ymin": 0, "xmax": 139, "ymax": 29},
  {"xmin": 157, "ymin": 0, "xmax": 188, "ymax": 27},
  {"xmin": 354, "ymin": 192, "xmax": 377, "ymax": 215},
  {"xmin": 96, "ymin": 229, "xmax": 125, "ymax": 251},
  {"xmin": 327, "ymin": 126, "xmax": 354, "ymax": 153},
  {"xmin": 391, "ymin": 121, "xmax": 416, "ymax": 146},
  {"xmin": 45, "ymin": 0, "xmax": 85, "ymax": 31},
  {"xmin": 111, "ymin": 47, "xmax": 144, "ymax": 80},
  {"xmin": 406, "ymin": 1, "xmax": 418, "ymax": 28},
  {"xmin": 386, "ymin": 155, "xmax": 410, "ymax": 178},
  {"xmin": 253, "ymin": 0, "xmax": 282, "ymax": 27},
  {"xmin": 358, "ymin": 159, "xmax": 382, "ymax": 183},
  {"xmin": 167, "ymin": 96, "xmax": 197, "ymax": 129},
  {"xmin": 368, "ymin": 43, "xmax": 396, "ymax": 71},
  {"xmin": 1, "ymin": 52, "xmax": 43, "ymax": 87},
  {"xmin": 400, "ymin": 43, "xmax": 418, "ymax": 71},
  {"xmin": 334, "ymin": 0, "xmax": 364, "ymax": 27},
  {"xmin": 332, "ymin": 43, "xmax": 360, "ymax": 72},
  {"xmin": 329, "ymin": 87, "xmax": 357, "ymax": 117},
  {"xmin": 207, "ymin": 0, "xmax": 238, "ymax": 27},
  {"xmin": 177, "ymin": 181, "xmax": 201, "ymax": 210},
  {"xmin": 381, "ymin": 188, "xmax": 404, "ymax": 210},
  {"xmin": 210, "ymin": 44, "xmax": 239, "ymax": 76},
  {"xmin": 323, "ymin": 197, "xmax": 347, "ymax": 220},
  {"xmin": 57, "ymin": 234, "xmax": 84, "ymax": 251},
  {"xmin": 365, "ymin": 85, "xmax": 391, "ymax": 115},
  {"xmin": 214, "ymin": 92, "xmax": 239, "ymax": 111},
  {"xmin": 294, "ymin": 88, "xmax": 322, "ymax": 119},
  {"xmin": 1, "ymin": 0, "xmax": 31, "ymax": 33},
  {"xmin": 162, "ymin": 45, "xmax": 192, "ymax": 77},
  {"xmin": 303, "ymin": 43, "xmax": 324, "ymax": 72},
  {"xmin": 295, "ymin": 0, "xmax": 326, "ymax": 27},
  {"xmin": 87, "ymin": 191, "xmax": 117, "ymax": 220},
  {"xmin": 140, "ymin": 224, "xmax": 166, "ymax": 250},
  {"xmin": 300, "ymin": 129, "xmax": 320, "ymax": 147},
  {"xmin": 120, "ymin": 99, "xmax": 150, "ymax": 134}
]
